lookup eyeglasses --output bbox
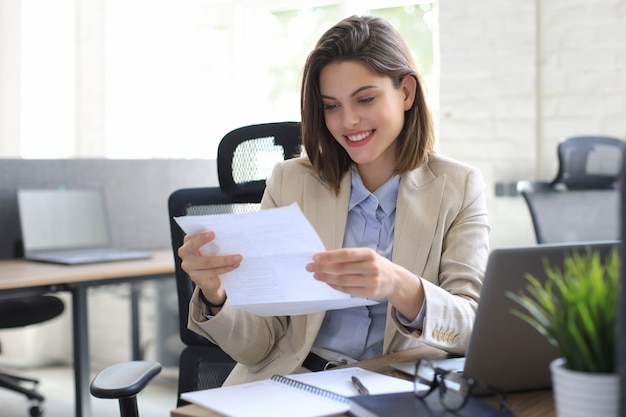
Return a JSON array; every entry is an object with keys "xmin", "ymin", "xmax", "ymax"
[{"xmin": 413, "ymin": 359, "xmax": 512, "ymax": 413}]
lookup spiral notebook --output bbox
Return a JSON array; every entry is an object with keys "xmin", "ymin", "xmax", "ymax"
[{"xmin": 180, "ymin": 374, "xmax": 350, "ymax": 417}]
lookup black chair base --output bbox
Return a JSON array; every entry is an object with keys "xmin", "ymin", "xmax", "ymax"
[
  {"xmin": 0, "ymin": 371, "xmax": 44, "ymax": 416},
  {"xmin": 0, "ymin": 294, "xmax": 65, "ymax": 416}
]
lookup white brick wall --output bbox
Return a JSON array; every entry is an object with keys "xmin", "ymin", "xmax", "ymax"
[{"xmin": 438, "ymin": 0, "xmax": 626, "ymax": 248}]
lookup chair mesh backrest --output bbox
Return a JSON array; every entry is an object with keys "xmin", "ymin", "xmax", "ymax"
[
  {"xmin": 231, "ymin": 137, "xmax": 287, "ymax": 184},
  {"xmin": 218, "ymin": 122, "xmax": 302, "ymax": 195},
  {"xmin": 186, "ymin": 202, "xmax": 260, "ymax": 216},
  {"xmin": 177, "ymin": 345, "xmax": 236, "ymax": 407},
  {"xmin": 518, "ymin": 135, "xmax": 625, "ymax": 244},
  {"xmin": 519, "ymin": 182, "xmax": 620, "ymax": 243},
  {"xmin": 554, "ymin": 135, "xmax": 625, "ymax": 189}
]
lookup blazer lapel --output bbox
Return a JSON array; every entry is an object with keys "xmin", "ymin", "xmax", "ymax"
[
  {"xmin": 299, "ymin": 171, "xmax": 352, "ymax": 341},
  {"xmin": 301, "ymin": 171, "xmax": 351, "ymax": 250},
  {"xmin": 393, "ymin": 163, "xmax": 446, "ymax": 277},
  {"xmin": 384, "ymin": 162, "xmax": 446, "ymax": 351}
]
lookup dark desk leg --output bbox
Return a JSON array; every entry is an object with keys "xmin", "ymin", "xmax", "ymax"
[
  {"xmin": 71, "ymin": 285, "xmax": 91, "ymax": 417},
  {"xmin": 130, "ymin": 282, "xmax": 142, "ymax": 360}
]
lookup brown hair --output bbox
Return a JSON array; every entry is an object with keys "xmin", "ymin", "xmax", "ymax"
[{"xmin": 300, "ymin": 15, "xmax": 435, "ymax": 194}]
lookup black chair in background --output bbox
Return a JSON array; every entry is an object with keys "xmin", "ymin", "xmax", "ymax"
[
  {"xmin": 0, "ymin": 295, "xmax": 65, "ymax": 417},
  {"xmin": 90, "ymin": 121, "xmax": 302, "ymax": 416},
  {"xmin": 518, "ymin": 135, "xmax": 625, "ymax": 243}
]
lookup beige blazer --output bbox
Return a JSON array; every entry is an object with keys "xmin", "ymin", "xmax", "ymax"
[{"xmin": 188, "ymin": 154, "xmax": 490, "ymax": 385}]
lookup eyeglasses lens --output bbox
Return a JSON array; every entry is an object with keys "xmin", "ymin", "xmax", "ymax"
[
  {"xmin": 414, "ymin": 360, "xmax": 436, "ymax": 397},
  {"xmin": 439, "ymin": 372, "xmax": 469, "ymax": 411}
]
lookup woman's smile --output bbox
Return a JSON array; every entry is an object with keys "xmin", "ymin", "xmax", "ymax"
[{"xmin": 345, "ymin": 129, "xmax": 375, "ymax": 147}]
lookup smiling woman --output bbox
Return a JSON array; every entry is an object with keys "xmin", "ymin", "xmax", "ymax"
[
  {"xmin": 319, "ymin": 61, "xmax": 416, "ymax": 191},
  {"xmin": 0, "ymin": 0, "xmax": 436, "ymax": 160}
]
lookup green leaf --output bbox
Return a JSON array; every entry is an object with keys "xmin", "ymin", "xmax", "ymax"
[{"xmin": 506, "ymin": 247, "xmax": 619, "ymax": 373}]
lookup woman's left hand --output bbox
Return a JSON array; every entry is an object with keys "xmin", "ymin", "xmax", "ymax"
[
  {"xmin": 306, "ymin": 247, "xmax": 395, "ymax": 298},
  {"xmin": 305, "ymin": 248, "xmax": 424, "ymax": 319}
]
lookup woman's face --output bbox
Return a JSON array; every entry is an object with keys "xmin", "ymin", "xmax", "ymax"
[{"xmin": 319, "ymin": 61, "xmax": 415, "ymax": 173}]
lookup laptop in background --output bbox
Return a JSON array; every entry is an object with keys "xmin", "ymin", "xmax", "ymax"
[
  {"xmin": 391, "ymin": 240, "xmax": 620, "ymax": 393},
  {"xmin": 17, "ymin": 188, "xmax": 152, "ymax": 265}
]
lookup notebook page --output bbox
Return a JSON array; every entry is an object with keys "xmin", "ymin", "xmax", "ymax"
[
  {"xmin": 180, "ymin": 378, "xmax": 350, "ymax": 417},
  {"xmin": 287, "ymin": 367, "xmax": 414, "ymax": 397}
]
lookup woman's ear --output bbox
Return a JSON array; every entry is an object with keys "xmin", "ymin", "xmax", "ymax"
[{"xmin": 401, "ymin": 75, "xmax": 417, "ymax": 111}]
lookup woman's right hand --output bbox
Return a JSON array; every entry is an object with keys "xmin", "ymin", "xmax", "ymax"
[{"xmin": 177, "ymin": 230, "xmax": 242, "ymax": 306}]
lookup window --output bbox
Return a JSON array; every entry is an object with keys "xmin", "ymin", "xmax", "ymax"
[{"xmin": 3, "ymin": 0, "xmax": 436, "ymax": 159}]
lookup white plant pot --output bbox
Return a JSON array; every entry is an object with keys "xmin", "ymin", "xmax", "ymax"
[{"xmin": 550, "ymin": 357, "xmax": 618, "ymax": 417}]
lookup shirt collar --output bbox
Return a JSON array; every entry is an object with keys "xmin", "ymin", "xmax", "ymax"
[{"xmin": 349, "ymin": 167, "xmax": 400, "ymax": 215}]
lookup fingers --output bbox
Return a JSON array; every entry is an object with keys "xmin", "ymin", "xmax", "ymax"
[
  {"xmin": 305, "ymin": 248, "xmax": 384, "ymax": 295},
  {"xmin": 178, "ymin": 231, "xmax": 242, "ymax": 294},
  {"xmin": 179, "ymin": 231, "xmax": 242, "ymax": 266},
  {"xmin": 179, "ymin": 231, "xmax": 215, "ymax": 258},
  {"xmin": 312, "ymin": 247, "xmax": 373, "ymax": 264},
  {"xmin": 306, "ymin": 247, "xmax": 378, "ymax": 277}
]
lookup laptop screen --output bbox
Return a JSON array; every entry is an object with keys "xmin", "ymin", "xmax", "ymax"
[{"xmin": 18, "ymin": 188, "xmax": 111, "ymax": 252}]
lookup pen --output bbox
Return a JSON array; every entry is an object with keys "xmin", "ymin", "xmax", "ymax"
[{"xmin": 351, "ymin": 375, "xmax": 370, "ymax": 395}]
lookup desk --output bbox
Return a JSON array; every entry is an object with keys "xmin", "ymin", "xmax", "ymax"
[
  {"xmin": 170, "ymin": 345, "xmax": 555, "ymax": 417},
  {"xmin": 0, "ymin": 250, "xmax": 175, "ymax": 417}
]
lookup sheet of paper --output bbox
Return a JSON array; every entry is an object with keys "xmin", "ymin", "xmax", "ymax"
[
  {"xmin": 287, "ymin": 367, "xmax": 414, "ymax": 397},
  {"xmin": 174, "ymin": 203, "xmax": 377, "ymax": 316}
]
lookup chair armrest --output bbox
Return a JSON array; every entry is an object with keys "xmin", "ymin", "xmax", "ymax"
[{"xmin": 90, "ymin": 361, "xmax": 162, "ymax": 399}]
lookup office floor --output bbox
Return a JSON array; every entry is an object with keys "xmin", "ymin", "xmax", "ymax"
[{"xmin": 0, "ymin": 364, "xmax": 179, "ymax": 417}]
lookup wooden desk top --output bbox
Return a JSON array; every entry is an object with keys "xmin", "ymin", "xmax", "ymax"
[
  {"xmin": 0, "ymin": 249, "xmax": 174, "ymax": 290},
  {"xmin": 170, "ymin": 345, "xmax": 554, "ymax": 417}
]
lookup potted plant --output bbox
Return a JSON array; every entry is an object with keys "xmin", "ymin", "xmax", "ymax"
[{"xmin": 508, "ymin": 247, "xmax": 620, "ymax": 417}]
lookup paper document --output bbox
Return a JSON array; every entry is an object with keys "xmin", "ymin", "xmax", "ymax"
[
  {"xmin": 287, "ymin": 366, "xmax": 414, "ymax": 396},
  {"xmin": 174, "ymin": 203, "xmax": 377, "ymax": 316}
]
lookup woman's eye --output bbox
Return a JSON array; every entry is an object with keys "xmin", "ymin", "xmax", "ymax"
[
  {"xmin": 358, "ymin": 96, "xmax": 375, "ymax": 104},
  {"xmin": 324, "ymin": 103, "xmax": 339, "ymax": 111}
]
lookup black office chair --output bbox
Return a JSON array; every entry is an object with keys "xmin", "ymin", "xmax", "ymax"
[
  {"xmin": 517, "ymin": 135, "xmax": 625, "ymax": 243},
  {"xmin": 89, "ymin": 121, "xmax": 302, "ymax": 415},
  {"xmin": 0, "ymin": 295, "xmax": 65, "ymax": 417},
  {"xmin": 170, "ymin": 121, "xmax": 302, "ymax": 404}
]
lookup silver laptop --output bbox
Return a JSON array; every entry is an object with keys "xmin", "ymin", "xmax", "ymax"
[
  {"xmin": 17, "ymin": 188, "xmax": 152, "ymax": 265},
  {"xmin": 392, "ymin": 240, "xmax": 620, "ymax": 393}
]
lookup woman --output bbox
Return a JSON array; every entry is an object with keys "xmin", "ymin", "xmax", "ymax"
[{"xmin": 178, "ymin": 15, "xmax": 490, "ymax": 385}]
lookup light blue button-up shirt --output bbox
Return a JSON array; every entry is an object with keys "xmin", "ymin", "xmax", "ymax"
[{"xmin": 312, "ymin": 168, "xmax": 424, "ymax": 360}]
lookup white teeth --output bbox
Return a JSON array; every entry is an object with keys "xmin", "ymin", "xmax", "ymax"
[{"xmin": 347, "ymin": 130, "xmax": 373, "ymax": 142}]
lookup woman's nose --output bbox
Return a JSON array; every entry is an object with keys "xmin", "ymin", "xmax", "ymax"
[{"xmin": 342, "ymin": 105, "xmax": 360, "ymax": 128}]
